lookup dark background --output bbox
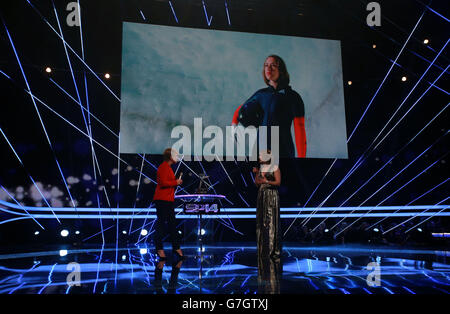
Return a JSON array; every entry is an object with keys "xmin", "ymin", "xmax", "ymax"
[{"xmin": 0, "ymin": 0, "xmax": 448, "ymax": 247}]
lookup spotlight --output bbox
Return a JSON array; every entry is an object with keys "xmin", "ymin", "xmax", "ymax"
[
  {"xmin": 197, "ymin": 247, "xmax": 206, "ymax": 252},
  {"xmin": 75, "ymin": 231, "xmax": 80, "ymax": 235},
  {"xmin": 178, "ymin": 230, "xmax": 182, "ymax": 235},
  {"xmin": 347, "ymin": 81, "xmax": 352, "ymax": 86},
  {"xmin": 139, "ymin": 248, "xmax": 148, "ymax": 255},
  {"xmin": 45, "ymin": 67, "xmax": 52, "ymax": 73},
  {"xmin": 401, "ymin": 76, "xmax": 407, "ymax": 82},
  {"xmin": 372, "ymin": 44, "xmax": 376, "ymax": 49},
  {"xmin": 121, "ymin": 255, "xmax": 126, "ymax": 261},
  {"xmin": 59, "ymin": 250, "xmax": 68, "ymax": 257},
  {"xmin": 200, "ymin": 228, "xmax": 206, "ymax": 236},
  {"xmin": 60, "ymin": 229, "xmax": 69, "ymax": 237},
  {"xmin": 417, "ymin": 228, "xmax": 422, "ymax": 232},
  {"xmin": 104, "ymin": 73, "xmax": 111, "ymax": 79},
  {"xmin": 122, "ymin": 230, "xmax": 127, "ymax": 235},
  {"xmin": 324, "ymin": 229, "xmax": 329, "ymax": 233},
  {"xmin": 423, "ymin": 39, "xmax": 429, "ymax": 44},
  {"xmin": 140, "ymin": 229, "xmax": 148, "ymax": 236},
  {"xmin": 373, "ymin": 228, "xmax": 379, "ymax": 232},
  {"xmin": 34, "ymin": 231, "xmax": 40, "ymax": 235}
]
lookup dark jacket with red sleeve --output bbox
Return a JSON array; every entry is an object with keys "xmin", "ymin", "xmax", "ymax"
[{"xmin": 153, "ymin": 161, "xmax": 178, "ymax": 202}]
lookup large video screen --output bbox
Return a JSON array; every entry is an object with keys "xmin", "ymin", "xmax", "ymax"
[{"xmin": 120, "ymin": 22, "xmax": 348, "ymax": 159}]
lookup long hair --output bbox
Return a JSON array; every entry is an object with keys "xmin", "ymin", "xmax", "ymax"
[{"xmin": 262, "ymin": 55, "xmax": 290, "ymax": 88}]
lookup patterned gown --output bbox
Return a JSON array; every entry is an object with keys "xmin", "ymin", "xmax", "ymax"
[
  {"xmin": 256, "ymin": 171, "xmax": 281, "ymax": 258},
  {"xmin": 256, "ymin": 170, "xmax": 282, "ymax": 293}
]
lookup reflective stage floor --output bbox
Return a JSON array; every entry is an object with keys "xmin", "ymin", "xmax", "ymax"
[{"xmin": 0, "ymin": 243, "xmax": 449, "ymax": 294}]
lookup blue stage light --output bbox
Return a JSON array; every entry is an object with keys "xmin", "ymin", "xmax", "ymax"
[
  {"xmin": 432, "ymin": 233, "xmax": 450, "ymax": 238},
  {"xmin": 169, "ymin": 1, "xmax": 179, "ymax": 23},
  {"xmin": 139, "ymin": 10, "xmax": 146, "ymax": 21},
  {"xmin": 225, "ymin": 0, "xmax": 231, "ymax": 26}
]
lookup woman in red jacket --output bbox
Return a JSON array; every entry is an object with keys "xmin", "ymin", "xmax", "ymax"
[{"xmin": 153, "ymin": 148, "xmax": 184, "ymax": 260}]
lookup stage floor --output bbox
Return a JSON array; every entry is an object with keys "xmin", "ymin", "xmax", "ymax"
[{"xmin": 0, "ymin": 243, "xmax": 449, "ymax": 294}]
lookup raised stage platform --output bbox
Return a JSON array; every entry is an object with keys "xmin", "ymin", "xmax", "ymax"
[{"xmin": 0, "ymin": 243, "xmax": 449, "ymax": 294}]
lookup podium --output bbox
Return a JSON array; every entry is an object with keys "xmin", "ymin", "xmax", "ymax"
[
  {"xmin": 175, "ymin": 193, "xmax": 225, "ymax": 255},
  {"xmin": 174, "ymin": 193, "xmax": 225, "ymax": 283}
]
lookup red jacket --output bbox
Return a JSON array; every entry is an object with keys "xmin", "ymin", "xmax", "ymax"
[{"xmin": 153, "ymin": 161, "xmax": 178, "ymax": 202}]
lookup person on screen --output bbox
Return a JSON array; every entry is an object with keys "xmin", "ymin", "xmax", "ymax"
[
  {"xmin": 253, "ymin": 150, "xmax": 282, "ymax": 260},
  {"xmin": 153, "ymin": 148, "xmax": 185, "ymax": 260},
  {"xmin": 231, "ymin": 55, "xmax": 307, "ymax": 158}
]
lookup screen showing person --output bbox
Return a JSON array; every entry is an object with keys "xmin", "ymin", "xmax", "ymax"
[
  {"xmin": 232, "ymin": 55, "xmax": 306, "ymax": 158},
  {"xmin": 120, "ymin": 22, "xmax": 348, "ymax": 159}
]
